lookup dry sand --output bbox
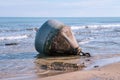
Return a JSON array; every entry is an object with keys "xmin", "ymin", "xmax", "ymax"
[{"xmin": 39, "ymin": 62, "xmax": 120, "ymax": 80}]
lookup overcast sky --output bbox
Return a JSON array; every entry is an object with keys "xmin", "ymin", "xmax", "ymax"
[{"xmin": 0, "ymin": 0, "xmax": 120, "ymax": 17}]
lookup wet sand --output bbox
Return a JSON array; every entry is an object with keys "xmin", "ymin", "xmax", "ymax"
[
  {"xmin": 1, "ymin": 54, "xmax": 120, "ymax": 80},
  {"xmin": 3, "ymin": 60, "xmax": 120, "ymax": 80},
  {"xmin": 39, "ymin": 62, "xmax": 120, "ymax": 80}
]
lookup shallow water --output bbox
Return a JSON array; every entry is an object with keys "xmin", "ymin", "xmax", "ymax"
[{"xmin": 0, "ymin": 17, "xmax": 120, "ymax": 80}]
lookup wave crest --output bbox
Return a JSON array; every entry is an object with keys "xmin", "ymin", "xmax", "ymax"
[
  {"xmin": 71, "ymin": 24, "xmax": 120, "ymax": 30},
  {"xmin": 0, "ymin": 35, "xmax": 29, "ymax": 41}
]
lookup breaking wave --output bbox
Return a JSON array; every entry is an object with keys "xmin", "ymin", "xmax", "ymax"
[
  {"xmin": 78, "ymin": 37, "xmax": 94, "ymax": 45},
  {"xmin": 0, "ymin": 35, "xmax": 29, "ymax": 41},
  {"xmin": 0, "ymin": 27, "xmax": 38, "ymax": 33},
  {"xmin": 71, "ymin": 24, "xmax": 120, "ymax": 30}
]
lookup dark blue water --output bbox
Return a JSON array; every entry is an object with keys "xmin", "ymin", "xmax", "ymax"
[
  {"xmin": 1, "ymin": 17, "xmax": 120, "ymax": 25},
  {"xmin": 0, "ymin": 17, "xmax": 120, "ymax": 80}
]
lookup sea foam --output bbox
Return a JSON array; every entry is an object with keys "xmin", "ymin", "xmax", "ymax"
[
  {"xmin": 0, "ymin": 35, "xmax": 28, "ymax": 41},
  {"xmin": 78, "ymin": 37, "xmax": 94, "ymax": 45},
  {"xmin": 71, "ymin": 24, "xmax": 120, "ymax": 30}
]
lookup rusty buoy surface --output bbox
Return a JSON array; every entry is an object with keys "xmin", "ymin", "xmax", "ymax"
[{"xmin": 35, "ymin": 20, "xmax": 81, "ymax": 56}]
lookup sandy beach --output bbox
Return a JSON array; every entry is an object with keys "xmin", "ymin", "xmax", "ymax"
[{"xmin": 39, "ymin": 62, "xmax": 120, "ymax": 80}]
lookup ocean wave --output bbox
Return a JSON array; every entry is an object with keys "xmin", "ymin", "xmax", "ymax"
[
  {"xmin": 0, "ymin": 35, "xmax": 29, "ymax": 41},
  {"xmin": 71, "ymin": 24, "xmax": 120, "ymax": 30},
  {"xmin": 78, "ymin": 40, "xmax": 90, "ymax": 45},
  {"xmin": 78, "ymin": 37, "xmax": 94, "ymax": 45},
  {"xmin": 0, "ymin": 27, "xmax": 38, "ymax": 33},
  {"xmin": 71, "ymin": 26, "xmax": 85, "ymax": 30}
]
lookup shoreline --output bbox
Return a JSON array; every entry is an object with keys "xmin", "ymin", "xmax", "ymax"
[
  {"xmin": 4, "ymin": 61, "xmax": 119, "ymax": 80},
  {"xmin": 39, "ymin": 61, "xmax": 120, "ymax": 80},
  {"xmin": 1, "ymin": 53, "xmax": 120, "ymax": 80}
]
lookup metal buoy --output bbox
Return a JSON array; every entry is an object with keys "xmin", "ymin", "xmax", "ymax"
[{"xmin": 35, "ymin": 20, "xmax": 90, "ymax": 56}]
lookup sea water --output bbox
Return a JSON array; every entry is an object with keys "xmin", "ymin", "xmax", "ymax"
[{"xmin": 0, "ymin": 17, "xmax": 120, "ymax": 79}]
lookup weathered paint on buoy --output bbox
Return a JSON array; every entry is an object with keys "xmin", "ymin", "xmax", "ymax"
[{"xmin": 35, "ymin": 20, "xmax": 81, "ymax": 56}]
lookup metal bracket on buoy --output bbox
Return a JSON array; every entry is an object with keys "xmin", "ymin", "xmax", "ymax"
[
  {"xmin": 80, "ymin": 51, "xmax": 91, "ymax": 57},
  {"xmin": 73, "ymin": 47, "xmax": 91, "ymax": 57}
]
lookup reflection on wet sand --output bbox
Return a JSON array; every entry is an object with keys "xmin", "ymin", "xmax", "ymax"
[
  {"xmin": 34, "ymin": 55, "xmax": 86, "ymax": 77},
  {"xmin": 1, "ymin": 53, "xmax": 120, "ymax": 80},
  {"xmin": 0, "ymin": 52, "xmax": 89, "ymax": 80}
]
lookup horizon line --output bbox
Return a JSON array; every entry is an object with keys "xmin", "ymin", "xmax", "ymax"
[{"xmin": 0, "ymin": 16, "xmax": 120, "ymax": 18}]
